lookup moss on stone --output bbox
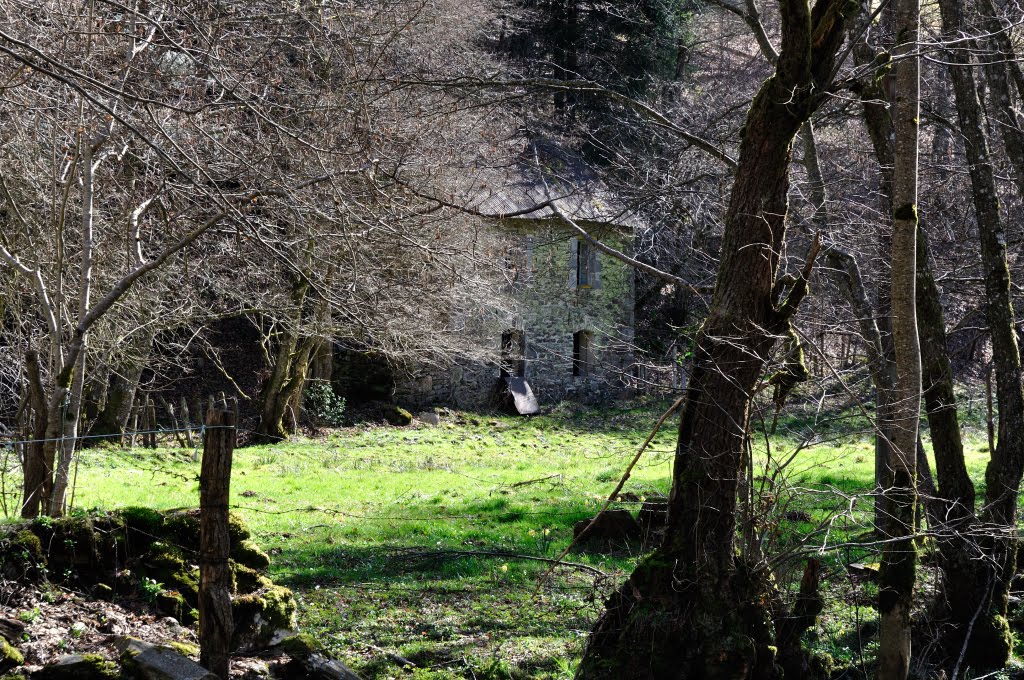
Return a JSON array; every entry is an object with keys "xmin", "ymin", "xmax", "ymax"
[
  {"xmin": 164, "ymin": 641, "xmax": 199, "ymax": 657},
  {"xmin": 233, "ymin": 563, "xmax": 272, "ymax": 594},
  {"xmin": 163, "ymin": 509, "xmax": 251, "ymax": 545},
  {"xmin": 383, "ymin": 405, "xmax": 413, "ymax": 426},
  {"xmin": 275, "ymin": 633, "xmax": 319, "ymax": 660},
  {"xmin": 233, "ymin": 584, "xmax": 298, "ymax": 649},
  {"xmin": 10, "ymin": 530, "xmax": 42, "ymax": 560},
  {"xmin": 0, "ymin": 637, "xmax": 22, "ymax": 672},
  {"xmin": 119, "ymin": 506, "xmax": 165, "ymax": 537},
  {"xmin": 31, "ymin": 653, "xmax": 119, "ymax": 680},
  {"xmin": 155, "ymin": 591, "xmax": 188, "ymax": 622},
  {"xmin": 232, "ymin": 540, "xmax": 270, "ymax": 570},
  {"xmin": 143, "ymin": 542, "xmax": 199, "ymax": 604}
]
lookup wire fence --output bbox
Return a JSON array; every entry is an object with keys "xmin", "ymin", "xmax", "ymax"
[{"xmin": 0, "ymin": 418, "xmax": 879, "ymax": 581}]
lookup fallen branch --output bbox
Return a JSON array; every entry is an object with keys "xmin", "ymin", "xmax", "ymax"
[
  {"xmin": 366, "ymin": 644, "xmax": 416, "ymax": 669},
  {"xmin": 506, "ymin": 473, "xmax": 563, "ymax": 489}
]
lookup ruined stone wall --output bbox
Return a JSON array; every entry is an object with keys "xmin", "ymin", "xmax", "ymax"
[{"xmin": 394, "ymin": 219, "xmax": 635, "ymax": 409}]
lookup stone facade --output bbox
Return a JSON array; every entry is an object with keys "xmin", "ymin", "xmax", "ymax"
[{"xmin": 394, "ymin": 218, "xmax": 635, "ymax": 408}]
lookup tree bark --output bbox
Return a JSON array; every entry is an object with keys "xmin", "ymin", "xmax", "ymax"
[
  {"xmin": 877, "ymin": 0, "xmax": 920, "ymax": 675},
  {"xmin": 87, "ymin": 330, "xmax": 155, "ymax": 444},
  {"xmin": 575, "ymin": 3, "xmax": 853, "ymax": 677},
  {"xmin": 934, "ymin": 0, "xmax": 1024, "ymax": 667},
  {"xmin": 21, "ymin": 350, "xmax": 52, "ymax": 518},
  {"xmin": 199, "ymin": 407, "xmax": 235, "ymax": 680}
]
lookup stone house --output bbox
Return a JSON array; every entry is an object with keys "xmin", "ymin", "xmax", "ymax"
[{"xmin": 389, "ymin": 140, "xmax": 637, "ymax": 409}]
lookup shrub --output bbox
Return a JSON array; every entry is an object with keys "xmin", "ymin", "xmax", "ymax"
[{"xmin": 304, "ymin": 380, "xmax": 346, "ymax": 427}]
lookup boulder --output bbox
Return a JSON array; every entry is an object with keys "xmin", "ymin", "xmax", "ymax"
[
  {"xmin": 417, "ymin": 412, "xmax": 441, "ymax": 426},
  {"xmin": 232, "ymin": 585, "xmax": 297, "ymax": 652},
  {"xmin": 636, "ymin": 499, "xmax": 668, "ymax": 544},
  {"xmin": 572, "ymin": 510, "xmax": 641, "ymax": 550},
  {"xmin": 269, "ymin": 633, "xmax": 363, "ymax": 680},
  {"xmin": 116, "ymin": 637, "xmax": 217, "ymax": 680},
  {"xmin": 33, "ymin": 654, "xmax": 117, "ymax": 680},
  {"xmin": 382, "ymin": 406, "xmax": 413, "ymax": 426}
]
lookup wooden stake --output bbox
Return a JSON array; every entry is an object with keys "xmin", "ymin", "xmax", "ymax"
[
  {"xmin": 180, "ymin": 397, "xmax": 195, "ymax": 448},
  {"xmin": 199, "ymin": 407, "xmax": 235, "ymax": 680}
]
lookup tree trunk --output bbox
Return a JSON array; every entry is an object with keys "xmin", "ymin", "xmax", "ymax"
[
  {"xmin": 254, "ymin": 329, "xmax": 315, "ymax": 443},
  {"xmin": 934, "ymin": 0, "xmax": 1024, "ymax": 667},
  {"xmin": 87, "ymin": 330, "xmax": 155, "ymax": 444},
  {"xmin": 21, "ymin": 350, "xmax": 52, "ymax": 518},
  {"xmin": 575, "ymin": 3, "xmax": 852, "ymax": 677},
  {"xmin": 877, "ymin": 0, "xmax": 920, "ymax": 674}
]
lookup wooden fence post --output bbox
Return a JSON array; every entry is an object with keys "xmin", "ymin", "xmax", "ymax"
[
  {"xmin": 199, "ymin": 407, "xmax": 235, "ymax": 680},
  {"xmin": 146, "ymin": 397, "xmax": 158, "ymax": 449},
  {"xmin": 180, "ymin": 397, "xmax": 195, "ymax": 448}
]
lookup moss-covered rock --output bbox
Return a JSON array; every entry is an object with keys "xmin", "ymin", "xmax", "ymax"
[
  {"xmin": 232, "ymin": 540, "xmax": 270, "ymax": 570},
  {"xmin": 233, "ymin": 563, "xmax": 272, "ymax": 595},
  {"xmin": 32, "ymin": 653, "xmax": 117, "ymax": 680},
  {"xmin": 165, "ymin": 641, "xmax": 199, "ymax": 658},
  {"xmin": 0, "ymin": 637, "xmax": 22, "ymax": 673},
  {"xmin": 155, "ymin": 591, "xmax": 192, "ymax": 624},
  {"xmin": 382, "ymin": 405, "xmax": 413, "ymax": 426},
  {"xmin": 273, "ymin": 633, "xmax": 319, "ymax": 660},
  {"xmin": 163, "ymin": 510, "xmax": 251, "ymax": 545},
  {"xmin": 233, "ymin": 585, "xmax": 298, "ymax": 651},
  {"xmin": 2, "ymin": 529, "xmax": 46, "ymax": 582},
  {"xmin": 120, "ymin": 507, "xmax": 164, "ymax": 549}
]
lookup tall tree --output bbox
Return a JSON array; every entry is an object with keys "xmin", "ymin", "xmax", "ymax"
[
  {"xmin": 575, "ymin": 1, "xmax": 854, "ymax": 677},
  {"xmin": 877, "ymin": 0, "xmax": 920, "ymax": 675},
  {"xmin": 933, "ymin": 0, "xmax": 1024, "ymax": 667}
]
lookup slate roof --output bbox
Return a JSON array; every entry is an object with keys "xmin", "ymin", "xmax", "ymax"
[{"xmin": 458, "ymin": 138, "xmax": 642, "ymax": 229}]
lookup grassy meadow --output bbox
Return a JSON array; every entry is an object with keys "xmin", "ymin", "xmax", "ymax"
[{"xmin": 57, "ymin": 396, "xmax": 994, "ymax": 679}]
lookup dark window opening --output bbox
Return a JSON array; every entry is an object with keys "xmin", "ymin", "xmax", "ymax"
[
  {"xmin": 501, "ymin": 330, "xmax": 526, "ymax": 378},
  {"xmin": 577, "ymin": 241, "xmax": 592, "ymax": 288},
  {"xmin": 573, "ymin": 330, "xmax": 593, "ymax": 377}
]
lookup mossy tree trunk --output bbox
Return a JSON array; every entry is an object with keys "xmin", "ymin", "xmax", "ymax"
[
  {"xmin": 575, "ymin": 2, "xmax": 853, "ymax": 677},
  {"xmin": 932, "ymin": 0, "xmax": 1024, "ymax": 668}
]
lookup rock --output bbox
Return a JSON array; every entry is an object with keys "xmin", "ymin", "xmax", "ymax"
[
  {"xmin": 636, "ymin": 500, "xmax": 668, "ymax": 546},
  {"xmin": 572, "ymin": 510, "xmax": 641, "ymax": 550},
  {"xmin": 0, "ymin": 618, "xmax": 25, "ymax": 643},
  {"xmin": 232, "ymin": 541, "xmax": 271, "ymax": 571},
  {"xmin": 232, "ymin": 585, "xmax": 298, "ymax": 652},
  {"xmin": 417, "ymin": 412, "xmax": 441, "ymax": 426},
  {"xmin": 116, "ymin": 637, "xmax": 217, "ymax": 680},
  {"xmin": 271, "ymin": 633, "xmax": 318, "ymax": 660},
  {"xmin": 234, "ymin": 658, "xmax": 272, "ymax": 680},
  {"xmin": 300, "ymin": 654, "xmax": 363, "ymax": 680},
  {"xmin": 382, "ymin": 406, "xmax": 413, "ymax": 426},
  {"xmin": 33, "ymin": 654, "xmax": 118, "ymax": 680},
  {"xmin": 846, "ymin": 562, "xmax": 880, "ymax": 581},
  {"xmin": 0, "ymin": 636, "xmax": 22, "ymax": 673},
  {"xmin": 269, "ymin": 633, "xmax": 363, "ymax": 679}
]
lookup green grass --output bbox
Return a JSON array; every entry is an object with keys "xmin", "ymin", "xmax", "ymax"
[{"xmin": 54, "ymin": 397, "xmax": 994, "ymax": 678}]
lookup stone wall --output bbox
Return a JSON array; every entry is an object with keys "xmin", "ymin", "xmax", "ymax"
[{"xmin": 395, "ymin": 218, "xmax": 635, "ymax": 408}]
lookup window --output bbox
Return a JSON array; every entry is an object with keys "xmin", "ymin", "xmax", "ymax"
[
  {"xmin": 577, "ymin": 241, "xmax": 592, "ymax": 288},
  {"xmin": 500, "ymin": 330, "xmax": 526, "ymax": 378},
  {"xmin": 573, "ymin": 331, "xmax": 593, "ymax": 377},
  {"xmin": 569, "ymin": 238, "xmax": 601, "ymax": 290}
]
